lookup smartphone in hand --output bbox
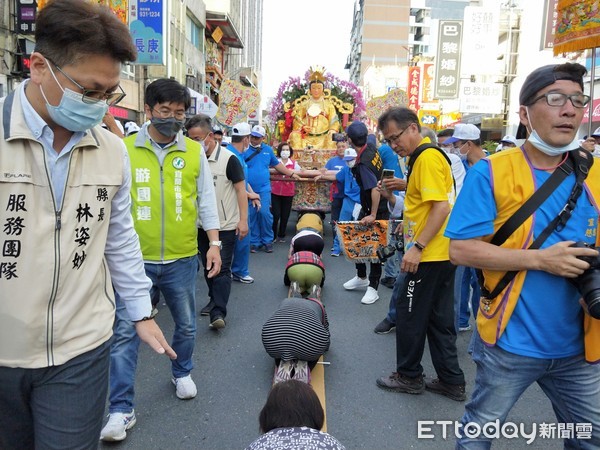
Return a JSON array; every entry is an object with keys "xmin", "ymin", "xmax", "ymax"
[{"xmin": 381, "ymin": 169, "xmax": 395, "ymax": 180}]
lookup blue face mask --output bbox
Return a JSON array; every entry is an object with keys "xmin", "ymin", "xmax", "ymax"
[
  {"xmin": 40, "ymin": 60, "xmax": 108, "ymax": 132},
  {"xmin": 525, "ymin": 107, "xmax": 580, "ymax": 157}
]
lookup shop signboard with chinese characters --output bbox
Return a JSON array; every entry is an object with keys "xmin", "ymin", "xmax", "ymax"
[
  {"xmin": 418, "ymin": 110, "xmax": 440, "ymax": 131},
  {"xmin": 129, "ymin": 0, "xmax": 165, "ymax": 65},
  {"xmin": 458, "ymin": 81, "xmax": 503, "ymax": 115},
  {"xmin": 16, "ymin": 0, "xmax": 37, "ymax": 34},
  {"xmin": 542, "ymin": 0, "xmax": 559, "ymax": 49},
  {"xmin": 461, "ymin": 6, "xmax": 499, "ymax": 78},
  {"xmin": 407, "ymin": 66, "xmax": 421, "ymax": 112},
  {"xmin": 422, "ymin": 64, "xmax": 435, "ymax": 103},
  {"xmin": 434, "ymin": 21, "xmax": 463, "ymax": 99}
]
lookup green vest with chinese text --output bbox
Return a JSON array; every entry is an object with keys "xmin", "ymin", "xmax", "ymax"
[{"xmin": 125, "ymin": 135, "xmax": 201, "ymax": 261}]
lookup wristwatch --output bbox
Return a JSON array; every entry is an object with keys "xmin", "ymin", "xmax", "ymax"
[
  {"xmin": 414, "ymin": 240, "xmax": 426, "ymax": 251},
  {"xmin": 209, "ymin": 240, "xmax": 222, "ymax": 249}
]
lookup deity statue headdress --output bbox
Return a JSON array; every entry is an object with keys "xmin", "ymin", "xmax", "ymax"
[{"xmin": 308, "ymin": 66, "xmax": 327, "ymax": 84}]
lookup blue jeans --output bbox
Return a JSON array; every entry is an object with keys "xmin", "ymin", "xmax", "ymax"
[
  {"xmin": 457, "ymin": 336, "xmax": 600, "ymax": 449},
  {"xmin": 198, "ymin": 228, "xmax": 236, "ymax": 319},
  {"xmin": 109, "ymin": 256, "xmax": 199, "ymax": 413},
  {"xmin": 0, "ymin": 341, "xmax": 110, "ymax": 449},
  {"xmin": 458, "ymin": 267, "xmax": 480, "ymax": 328},
  {"xmin": 386, "ymin": 252, "xmax": 406, "ymax": 324},
  {"xmin": 383, "ymin": 233, "xmax": 401, "ymax": 279},
  {"xmin": 249, "ymin": 190, "xmax": 274, "ymax": 246},
  {"xmin": 232, "ymin": 207, "xmax": 251, "ymax": 277}
]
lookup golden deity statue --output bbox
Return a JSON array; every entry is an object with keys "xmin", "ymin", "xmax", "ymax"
[{"xmin": 286, "ymin": 66, "xmax": 353, "ymax": 150}]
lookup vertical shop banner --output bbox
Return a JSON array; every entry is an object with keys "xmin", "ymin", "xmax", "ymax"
[
  {"xmin": 129, "ymin": 0, "xmax": 165, "ymax": 65},
  {"xmin": 407, "ymin": 66, "xmax": 421, "ymax": 112},
  {"xmin": 16, "ymin": 0, "xmax": 37, "ymax": 34},
  {"xmin": 542, "ymin": 0, "xmax": 559, "ymax": 49},
  {"xmin": 461, "ymin": 7, "xmax": 499, "ymax": 77},
  {"xmin": 421, "ymin": 63, "xmax": 435, "ymax": 103},
  {"xmin": 434, "ymin": 21, "xmax": 462, "ymax": 99}
]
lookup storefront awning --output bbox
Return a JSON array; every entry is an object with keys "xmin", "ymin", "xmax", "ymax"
[
  {"xmin": 582, "ymin": 98, "xmax": 600, "ymax": 124},
  {"xmin": 206, "ymin": 12, "xmax": 244, "ymax": 49}
]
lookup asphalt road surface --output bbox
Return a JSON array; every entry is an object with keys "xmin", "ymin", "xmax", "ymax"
[{"xmin": 100, "ymin": 215, "xmax": 566, "ymax": 449}]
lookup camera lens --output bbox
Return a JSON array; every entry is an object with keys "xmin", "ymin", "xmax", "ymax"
[{"xmin": 584, "ymin": 291, "xmax": 600, "ymax": 319}]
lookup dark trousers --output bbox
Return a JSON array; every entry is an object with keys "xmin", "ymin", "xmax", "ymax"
[
  {"xmin": 271, "ymin": 193, "xmax": 294, "ymax": 239},
  {"xmin": 198, "ymin": 228, "xmax": 236, "ymax": 319},
  {"xmin": 356, "ymin": 261, "xmax": 382, "ymax": 289},
  {"xmin": 330, "ymin": 197, "xmax": 343, "ymax": 238},
  {"xmin": 0, "ymin": 340, "xmax": 110, "ymax": 450},
  {"xmin": 395, "ymin": 260, "xmax": 465, "ymax": 385}
]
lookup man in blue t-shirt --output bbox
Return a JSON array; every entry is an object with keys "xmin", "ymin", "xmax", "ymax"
[
  {"xmin": 227, "ymin": 123, "xmax": 261, "ymax": 284},
  {"xmin": 246, "ymin": 125, "xmax": 299, "ymax": 253},
  {"xmin": 326, "ymin": 141, "xmax": 347, "ymax": 257},
  {"xmin": 445, "ymin": 63, "xmax": 600, "ymax": 448}
]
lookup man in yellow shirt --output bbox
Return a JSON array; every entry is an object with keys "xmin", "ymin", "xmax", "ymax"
[{"xmin": 375, "ymin": 107, "xmax": 465, "ymax": 401}]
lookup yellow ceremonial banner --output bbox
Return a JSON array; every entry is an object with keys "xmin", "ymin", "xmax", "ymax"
[
  {"xmin": 216, "ymin": 79, "xmax": 261, "ymax": 127},
  {"xmin": 365, "ymin": 89, "xmax": 408, "ymax": 123},
  {"xmin": 554, "ymin": 0, "xmax": 600, "ymax": 54},
  {"xmin": 335, "ymin": 220, "xmax": 389, "ymax": 263}
]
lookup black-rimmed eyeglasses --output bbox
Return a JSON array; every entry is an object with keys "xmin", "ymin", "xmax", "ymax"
[
  {"xmin": 383, "ymin": 124, "xmax": 412, "ymax": 145},
  {"xmin": 530, "ymin": 92, "xmax": 590, "ymax": 109},
  {"xmin": 47, "ymin": 58, "xmax": 126, "ymax": 106}
]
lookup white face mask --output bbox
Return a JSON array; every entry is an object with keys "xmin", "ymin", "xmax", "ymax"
[
  {"xmin": 525, "ymin": 107, "xmax": 580, "ymax": 157},
  {"xmin": 346, "ymin": 159, "xmax": 356, "ymax": 168},
  {"xmin": 280, "ymin": 150, "xmax": 290, "ymax": 159},
  {"xmin": 594, "ymin": 145, "xmax": 600, "ymax": 154},
  {"xmin": 454, "ymin": 142, "xmax": 468, "ymax": 161}
]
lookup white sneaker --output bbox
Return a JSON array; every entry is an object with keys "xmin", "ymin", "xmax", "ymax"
[
  {"xmin": 100, "ymin": 410, "xmax": 136, "ymax": 442},
  {"xmin": 171, "ymin": 375, "xmax": 197, "ymax": 399},
  {"xmin": 343, "ymin": 275, "xmax": 369, "ymax": 290},
  {"xmin": 361, "ymin": 287, "xmax": 379, "ymax": 304}
]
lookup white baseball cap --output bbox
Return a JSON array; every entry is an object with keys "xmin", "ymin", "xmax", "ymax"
[
  {"xmin": 500, "ymin": 135, "xmax": 517, "ymax": 146},
  {"xmin": 592, "ymin": 127, "xmax": 600, "ymax": 138},
  {"xmin": 124, "ymin": 121, "xmax": 140, "ymax": 136},
  {"xmin": 343, "ymin": 148, "xmax": 358, "ymax": 161},
  {"xmin": 251, "ymin": 125, "xmax": 266, "ymax": 137},
  {"xmin": 231, "ymin": 122, "xmax": 251, "ymax": 136},
  {"xmin": 444, "ymin": 123, "xmax": 481, "ymax": 144}
]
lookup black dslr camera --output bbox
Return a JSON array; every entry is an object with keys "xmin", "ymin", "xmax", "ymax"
[
  {"xmin": 569, "ymin": 241, "xmax": 600, "ymax": 319},
  {"xmin": 376, "ymin": 220, "xmax": 404, "ymax": 262}
]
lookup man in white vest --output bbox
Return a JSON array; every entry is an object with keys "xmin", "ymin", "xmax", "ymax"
[
  {"xmin": 0, "ymin": 1, "xmax": 175, "ymax": 447},
  {"xmin": 187, "ymin": 114, "xmax": 248, "ymax": 329}
]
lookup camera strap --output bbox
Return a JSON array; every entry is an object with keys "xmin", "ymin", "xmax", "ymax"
[
  {"xmin": 478, "ymin": 149, "xmax": 594, "ymax": 300},
  {"xmin": 244, "ymin": 145, "xmax": 262, "ymax": 163}
]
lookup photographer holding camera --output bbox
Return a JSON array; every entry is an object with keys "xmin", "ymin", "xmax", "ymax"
[{"xmin": 446, "ymin": 63, "xmax": 600, "ymax": 448}]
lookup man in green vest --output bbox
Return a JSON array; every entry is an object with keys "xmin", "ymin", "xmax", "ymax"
[{"xmin": 101, "ymin": 79, "xmax": 221, "ymax": 442}]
